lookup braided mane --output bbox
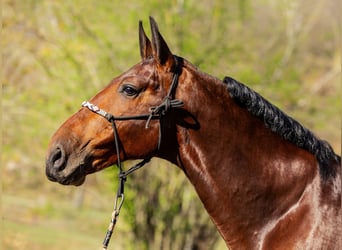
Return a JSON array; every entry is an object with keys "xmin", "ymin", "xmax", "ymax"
[{"xmin": 223, "ymin": 76, "xmax": 340, "ymax": 179}]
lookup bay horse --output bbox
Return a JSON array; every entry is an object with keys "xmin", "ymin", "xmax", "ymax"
[{"xmin": 46, "ymin": 17, "xmax": 341, "ymax": 249}]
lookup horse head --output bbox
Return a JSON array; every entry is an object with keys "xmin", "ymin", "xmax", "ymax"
[{"xmin": 45, "ymin": 17, "xmax": 182, "ymax": 186}]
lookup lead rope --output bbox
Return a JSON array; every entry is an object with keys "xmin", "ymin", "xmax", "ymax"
[
  {"xmin": 102, "ymin": 118, "xmax": 124, "ymax": 250},
  {"xmin": 102, "ymin": 118, "xmax": 153, "ymax": 250}
]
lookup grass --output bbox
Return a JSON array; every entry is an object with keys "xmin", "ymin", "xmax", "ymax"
[
  {"xmin": 4, "ymin": 220, "xmax": 100, "ymax": 250},
  {"xmin": 2, "ymin": 176, "xmax": 128, "ymax": 250}
]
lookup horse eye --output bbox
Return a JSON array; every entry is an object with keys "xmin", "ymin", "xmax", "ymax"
[{"xmin": 120, "ymin": 84, "xmax": 139, "ymax": 97}]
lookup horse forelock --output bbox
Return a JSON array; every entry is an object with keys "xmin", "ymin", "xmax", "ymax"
[{"xmin": 223, "ymin": 76, "xmax": 340, "ymax": 180}]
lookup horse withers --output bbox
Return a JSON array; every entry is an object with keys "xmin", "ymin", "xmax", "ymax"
[{"xmin": 46, "ymin": 17, "xmax": 341, "ymax": 249}]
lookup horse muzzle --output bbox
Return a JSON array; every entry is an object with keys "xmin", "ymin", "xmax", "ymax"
[{"xmin": 45, "ymin": 143, "xmax": 86, "ymax": 186}]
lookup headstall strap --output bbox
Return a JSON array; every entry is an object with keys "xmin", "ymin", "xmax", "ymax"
[{"xmin": 81, "ymin": 56, "xmax": 183, "ymax": 250}]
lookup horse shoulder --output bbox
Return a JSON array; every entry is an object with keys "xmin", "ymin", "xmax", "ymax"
[{"xmin": 260, "ymin": 166, "xmax": 341, "ymax": 250}]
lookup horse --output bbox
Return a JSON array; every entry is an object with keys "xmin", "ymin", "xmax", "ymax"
[{"xmin": 46, "ymin": 17, "xmax": 341, "ymax": 249}]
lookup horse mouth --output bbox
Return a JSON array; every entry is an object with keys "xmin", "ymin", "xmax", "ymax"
[
  {"xmin": 61, "ymin": 172, "xmax": 86, "ymax": 186},
  {"xmin": 46, "ymin": 164, "xmax": 87, "ymax": 186}
]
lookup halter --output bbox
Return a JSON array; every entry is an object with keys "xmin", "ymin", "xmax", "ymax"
[{"xmin": 81, "ymin": 56, "xmax": 183, "ymax": 250}]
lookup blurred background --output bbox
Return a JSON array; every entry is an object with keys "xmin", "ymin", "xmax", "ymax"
[{"xmin": 2, "ymin": 0, "xmax": 341, "ymax": 249}]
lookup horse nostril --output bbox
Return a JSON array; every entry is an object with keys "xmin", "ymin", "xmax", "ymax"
[{"xmin": 49, "ymin": 146, "xmax": 67, "ymax": 171}]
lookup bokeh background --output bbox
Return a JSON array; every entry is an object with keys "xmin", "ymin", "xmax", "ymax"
[{"xmin": 2, "ymin": 0, "xmax": 341, "ymax": 249}]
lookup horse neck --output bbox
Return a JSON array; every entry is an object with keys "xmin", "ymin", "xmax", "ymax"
[{"xmin": 172, "ymin": 63, "xmax": 318, "ymax": 248}]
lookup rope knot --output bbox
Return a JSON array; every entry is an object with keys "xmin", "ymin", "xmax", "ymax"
[{"xmin": 145, "ymin": 97, "xmax": 184, "ymax": 128}]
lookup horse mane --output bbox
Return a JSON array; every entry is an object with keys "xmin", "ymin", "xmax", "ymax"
[{"xmin": 223, "ymin": 76, "xmax": 341, "ymax": 180}]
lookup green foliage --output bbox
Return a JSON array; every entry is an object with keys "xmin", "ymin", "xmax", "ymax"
[
  {"xmin": 2, "ymin": 0, "xmax": 340, "ymax": 249},
  {"xmin": 115, "ymin": 159, "xmax": 221, "ymax": 249}
]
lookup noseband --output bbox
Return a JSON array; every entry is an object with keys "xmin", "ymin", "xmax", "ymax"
[{"xmin": 81, "ymin": 56, "xmax": 183, "ymax": 249}]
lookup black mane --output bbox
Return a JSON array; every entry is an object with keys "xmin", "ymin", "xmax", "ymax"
[{"xmin": 223, "ymin": 76, "xmax": 340, "ymax": 179}]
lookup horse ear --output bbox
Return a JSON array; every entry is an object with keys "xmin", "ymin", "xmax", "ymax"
[
  {"xmin": 139, "ymin": 21, "xmax": 153, "ymax": 60},
  {"xmin": 149, "ymin": 16, "xmax": 175, "ymax": 70}
]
